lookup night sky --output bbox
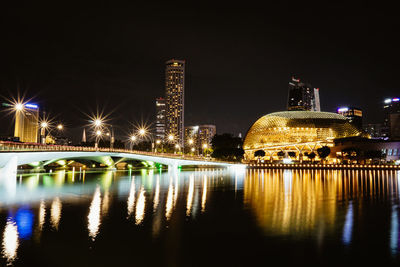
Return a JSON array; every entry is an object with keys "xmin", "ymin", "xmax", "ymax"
[{"xmin": 1, "ymin": 1, "xmax": 399, "ymax": 141}]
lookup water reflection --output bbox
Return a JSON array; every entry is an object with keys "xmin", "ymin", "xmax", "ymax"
[
  {"xmin": 7, "ymin": 169, "xmax": 400, "ymax": 265},
  {"xmin": 2, "ymin": 219, "xmax": 19, "ymax": 264},
  {"xmin": 201, "ymin": 175, "xmax": 207, "ymax": 213},
  {"xmin": 127, "ymin": 176, "xmax": 136, "ymax": 218},
  {"xmin": 50, "ymin": 197, "xmax": 62, "ymax": 230},
  {"xmin": 342, "ymin": 201, "xmax": 353, "ymax": 246},
  {"xmin": 244, "ymin": 169, "xmax": 400, "ymax": 243},
  {"xmin": 38, "ymin": 200, "xmax": 46, "ymax": 232},
  {"xmin": 135, "ymin": 186, "xmax": 146, "ymax": 225},
  {"xmin": 88, "ymin": 186, "xmax": 102, "ymax": 240},
  {"xmin": 186, "ymin": 175, "xmax": 194, "ymax": 216}
]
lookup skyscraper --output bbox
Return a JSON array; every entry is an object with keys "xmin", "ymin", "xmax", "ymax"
[
  {"xmin": 14, "ymin": 103, "xmax": 39, "ymax": 143},
  {"xmin": 165, "ymin": 59, "xmax": 185, "ymax": 147},
  {"xmin": 337, "ymin": 107, "xmax": 363, "ymax": 129},
  {"xmin": 155, "ymin": 97, "xmax": 166, "ymax": 140},
  {"xmin": 383, "ymin": 98, "xmax": 400, "ymax": 139},
  {"xmin": 287, "ymin": 76, "xmax": 318, "ymax": 111}
]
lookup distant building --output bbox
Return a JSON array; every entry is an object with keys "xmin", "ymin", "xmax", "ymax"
[
  {"xmin": 14, "ymin": 103, "xmax": 39, "ymax": 143},
  {"xmin": 165, "ymin": 59, "xmax": 185, "ymax": 147},
  {"xmin": 155, "ymin": 97, "xmax": 166, "ymax": 140},
  {"xmin": 383, "ymin": 98, "xmax": 400, "ymax": 140},
  {"xmin": 184, "ymin": 124, "xmax": 216, "ymax": 152},
  {"xmin": 313, "ymin": 88, "xmax": 321, "ymax": 111},
  {"xmin": 287, "ymin": 76, "xmax": 319, "ymax": 111},
  {"xmin": 337, "ymin": 107, "xmax": 363, "ymax": 129},
  {"xmin": 198, "ymin": 125, "xmax": 216, "ymax": 148},
  {"xmin": 364, "ymin": 123, "xmax": 385, "ymax": 139}
]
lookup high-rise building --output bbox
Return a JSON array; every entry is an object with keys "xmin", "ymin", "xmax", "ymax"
[
  {"xmin": 14, "ymin": 103, "xmax": 39, "ymax": 143},
  {"xmin": 313, "ymin": 88, "xmax": 321, "ymax": 111},
  {"xmin": 364, "ymin": 123, "xmax": 385, "ymax": 139},
  {"xmin": 184, "ymin": 124, "xmax": 216, "ymax": 152},
  {"xmin": 155, "ymin": 97, "xmax": 166, "ymax": 140},
  {"xmin": 198, "ymin": 125, "xmax": 216, "ymax": 147},
  {"xmin": 287, "ymin": 76, "xmax": 319, "ymax": 111},
  {"xmin": 383, "ymin": 98, "xmax": 400, "ymax": 139},
  {"xmin": 337, "ymin": 107, "xmax": 363, "ymax": 129},
  {"xmin": 165, "ymin": 59, "xmax": 185, "ymax": 147}
]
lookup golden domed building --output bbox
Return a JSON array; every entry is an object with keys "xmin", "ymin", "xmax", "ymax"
[{"xmin": 243, "ymin": 111, "xmax": 366, "ymax": 161}]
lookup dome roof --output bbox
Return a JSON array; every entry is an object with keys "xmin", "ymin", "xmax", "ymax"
[{"xmin": 243, "ymin": 111, "xmax": 365, "ymax": 150}]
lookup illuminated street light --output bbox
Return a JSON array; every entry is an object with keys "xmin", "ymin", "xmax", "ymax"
[
  {"xmin": 15, "ymin": 103, "xmax": 24, "ymax": 111},
  {"xmin": 131, "ymin": 135, "xmax": 137, "ymax": 142},
  {"xmin": 138, "ymin": 128, "xmax": 146, "ymax": 136},
  {"xmin": 156, "ymin": 139, "xmax": 161, "ymax": 144},
  {"xmin": 96, "ymin": 130, "xmax": 102, "ymax": 136},
  {"xmin": 94, "ymin": 119, "xmax": 102, "ymax": 128},
  {"xmin": 188, "ymin": 139, "xmax": 194, "ymax": 145},
  {"xmin": 202, "ymin": 144, "xmax": 208, "ymax": 149},
  {"xmin": 168, "ymin": 135, "xmax": 174, "ymax": 141},
  {"xmin": 40, "ymin": 122, "xmax": 48, "ymax": 129},
  {"xmin": 57, "ymin": 124, "xmax": 63, "ymax": 130}
]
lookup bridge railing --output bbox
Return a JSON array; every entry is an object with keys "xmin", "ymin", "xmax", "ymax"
[{"xmin": 0, "ymin": 141, "xmax": 235, "ymax": 164}]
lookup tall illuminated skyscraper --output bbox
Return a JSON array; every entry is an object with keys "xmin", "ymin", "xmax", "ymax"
[
  {"xmin": 165, "ymin": 59, "xmax": 185, "ymax": 146},
  {"xmin": 155, "ymin": 97, "xmax": 166, "ymax": 140},
  {"xmin": 287, "ymin": 76, "xmax": 320, "ymax": 111},
  {"xmin": 14, "ymin": 103, "xmax": 39, "ymax": 143}
]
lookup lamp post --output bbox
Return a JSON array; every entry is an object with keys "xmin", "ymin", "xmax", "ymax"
[
  {"xmin": 40, "ymin": 121, "xmax": 49, "ymax": 144},
  {"xmin": 95, "ymin": 130, "xmax": 102, "ymax": 150},
  {"xmin": 202, "ymin": 143, "xmax": 208, "ymax": 157},
  {"xmin": 130, "ymin": 135, "xmax": 137, "ymax": 150}
]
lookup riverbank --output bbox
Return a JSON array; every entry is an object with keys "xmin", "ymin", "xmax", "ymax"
[{"xmin": 247, "ymin": 162, "xmax": 400, "ymax": 170}]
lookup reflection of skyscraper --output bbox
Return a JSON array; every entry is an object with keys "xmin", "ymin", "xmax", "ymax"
[
  {"xmin": 287, "ymin": 77, "xmax": 319, "ymax": 111},
  {"xmin": 14, "ymin": 103, "xmax": 39, "ymax": 143},
  {"xmin": 165, "ymin": 59, "xmax": 185, "ymax": 146},
  {"xmin": 155, "ymin": 97, "xmax": 166, "ymax": 140}
]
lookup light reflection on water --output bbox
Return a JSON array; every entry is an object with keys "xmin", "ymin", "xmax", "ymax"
[{"xmin": 1, "ymin": 168, "xmax": 400, "ymax": 265}]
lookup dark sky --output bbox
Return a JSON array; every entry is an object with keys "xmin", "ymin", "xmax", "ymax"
[{"xmin": 1, "ymin": 1, "xmax": 399, "ymax": 141}]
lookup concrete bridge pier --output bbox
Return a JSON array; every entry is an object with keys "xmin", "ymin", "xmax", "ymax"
[{"xmin": 0, "ymin": 155, "xmax": 18, "ymax": 195}]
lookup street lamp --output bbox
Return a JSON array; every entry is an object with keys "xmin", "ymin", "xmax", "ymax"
[
  {"xmin": 15, "ymin": 103, "xmax": 24, "ymax": 111},
  {"xmin": 40, "ymin": 121, "xmax": 49, "ymax": 144},
  {"xmin": 57, "ymin": 124, "xmax": 63, "ymax": 130},
  {"xmin": 202, "ymin": 143, "xmax": 208, "ymax": 157},
  {"xmin": 95, "ymin": 130, "xmax": 102, "ymax": 150},
  {"xmin": 130, "ymin": 135, "xmax": 137, "ymax": 150}
]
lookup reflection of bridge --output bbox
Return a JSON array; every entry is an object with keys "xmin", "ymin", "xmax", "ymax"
[{"xmin": 0, "ymin": 142, "xmax": 240, "ymax": 179}]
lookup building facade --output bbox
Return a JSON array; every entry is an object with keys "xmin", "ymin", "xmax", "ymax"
[
  {"xmin": 165, "ymin": 59, "xmax": 185, "ymax": 147},
  {"xmin": 14, "ymin": 103, "xmax": 39, "ymax": 143},
  {"xmin": 364, "ymin": 123, "xmax": 385, "ymax": 139},
  {"xmin": 287, "ymin": 76, "xmax": 318, "ymax": 111},
  {"xmin": 337, "ymin": 107, "xmax": 363, "ymax": 129},
  {"xmin": 243, "ymin": 111, "xmax": 365, "ymax": 161},
  {"xmin": 155, "ymin": 97, "xmax": 166, "ymax": 140},
  {"xmin": 184, "ymin": 124, "xmax": 216, "ymax": 152},
  {"xmin": 383, "ymin": 98, "xmax": 400, "ymax": 140}
]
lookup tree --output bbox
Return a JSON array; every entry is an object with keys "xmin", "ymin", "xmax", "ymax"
[
  {"xmin": 317, "ymin": 146, "xmax": 331, "ymax": 162},
  {"xmin": 254, "ymin": 150, "xmax": 266, "ymax": 159},
  {"xmin": 306, "ymin": 151, "xmax": 316, "ymax": 162},
  {"xmin": 211, "ymin": 133, "xmax": 244, "ymax": 162}
]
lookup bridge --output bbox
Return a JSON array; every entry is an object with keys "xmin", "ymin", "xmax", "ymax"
[{"xmin": 0, "ymin": 141, "xmax": 240, "ymax": 181}]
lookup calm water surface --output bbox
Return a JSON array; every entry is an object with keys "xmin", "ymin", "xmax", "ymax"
[{"xmin": 1, "ymin": 168, "xmax": 400, "ymax": 266}]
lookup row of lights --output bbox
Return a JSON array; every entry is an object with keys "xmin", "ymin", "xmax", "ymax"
[{"xmin": 249, "ymin": 163, "xmax": 400, "ymax": 169}]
